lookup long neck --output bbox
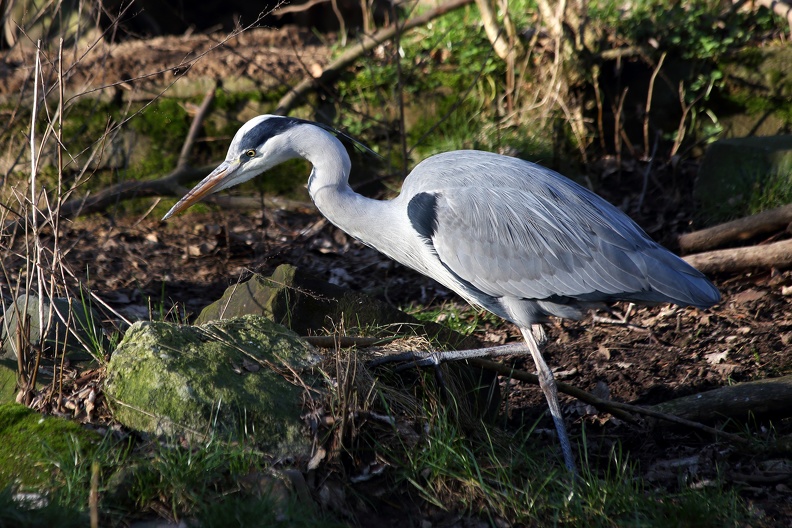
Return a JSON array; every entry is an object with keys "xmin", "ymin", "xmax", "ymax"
[{"xmin": 299, "ymin": 125, "xmax": 386, "ymax": 244}]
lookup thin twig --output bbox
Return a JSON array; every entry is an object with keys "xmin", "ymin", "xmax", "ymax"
[
  {"xmin": 273, "ymin": 0, "xmax": 330, "ymax": 16},
  {"xmin": 177, "ymin": 82, "xmax": 218, "ymax": 169},
  {"xmin": 467, "ymin": 358, "xmax": 638, "ymax": 424},
  {"xmin": 643, "ymin": 52, "xmax": 666, "ymax": 156},
  {"xmin": 636, "ymin": 131, "xmax": 660, "ymax": 212},
  {"xmin": 468, "ymin": 357, "xmax": 751, "ymax": 446}
]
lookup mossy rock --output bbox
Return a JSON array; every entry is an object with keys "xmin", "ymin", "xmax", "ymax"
[
  {"xmin": 716, "ymin": 46, "xmax": 792, "ymax": 139},
  {"xmin": 725, "ymin": 46, "xmax": 792, "ymax": 100},
  {"xmin": 195, "ymin": 264, "xmax": 499, "ymax": 421},
  {"xmin": 0, "ymin": 403, "xmax": 101, "ymax": 489},
  {"xmin": 0, "ymin": 361, "xmax": 18, "ymax": 405},
  {"xmin": 104, "ymin": 315, "xmax": 315, "ymax": 455}
]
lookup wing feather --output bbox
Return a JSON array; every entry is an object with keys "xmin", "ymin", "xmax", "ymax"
[{"xmin": 404, "ymin": 151, "xmax": 718, "ymax": 307}]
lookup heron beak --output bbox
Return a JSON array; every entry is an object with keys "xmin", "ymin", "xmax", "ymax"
[{"xmin": 162, "ymin": 160, "xmax": 239, "ymax": 220}]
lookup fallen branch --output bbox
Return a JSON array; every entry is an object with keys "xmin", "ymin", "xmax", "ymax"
[
  {"xmin": 651, "ymin": 375, "xmax": 792, "ymax": 423},
  {"xmin": 469, "ymin": 357, "xmax": 750, "ymax": 446},
  {"xmin": 57, "ymin": 164, "xmax": 212, "ymax": 218},
  {"xmin": 682, "ymin": 238, "xmax": 792, "ymax": 274},
  {"xmin": 678, "ymin": 203, "xmax": 792, "ymax": 253},
  {"xmin": 274, "ymin": 0, "xmax": 475, "ymax": 115},
  {"xmin": 53, "ymin": 84, "xmax": 217, "ymax": 220},
  {"xmin": 273, "ymin": 0, "xmax": 331, "ymax": 17}
]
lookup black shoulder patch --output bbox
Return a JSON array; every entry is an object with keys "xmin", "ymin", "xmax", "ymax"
[
  {"xmin": 407, "ymin": 192, "xmax": 439, "ymax": 240},
  {"xmin": 239, "ymin": 117, "xmax": 304, "ymax": 150}
]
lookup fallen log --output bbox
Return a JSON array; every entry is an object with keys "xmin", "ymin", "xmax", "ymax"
[
  {"xmin": 651, "ymin": 375, "xmax": 792, "ymax": 423},
  {"xmin": 678, "ymin": 203, "xmax": 792, "ymax": 253},
  {"xmin": 682, "ymin": 238, "xmax": 792, "ymax": 274}
]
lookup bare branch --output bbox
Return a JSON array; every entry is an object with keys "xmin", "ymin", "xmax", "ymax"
[
  {"xmin": 275, "ymin": 0, "xmax": 475, "ymax": 115},
  {"xmin": 468, "ymin": 357, "xmax": 750, "ymax": 446},
  {"xmin": 754, "ymin": 0, "xmax": 792, "ymax": 32},
  {"xmin": 652, "ymin": 374, "xmax": 792, "ymax": 423},
  {"xmin": 177, "ymin": 83, "xmax": 218, "ymax": 169}
]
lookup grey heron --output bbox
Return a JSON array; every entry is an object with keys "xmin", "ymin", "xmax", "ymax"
[{"xmin": 163, "ymin": 115, "xmax": 720, "ymax": 472}]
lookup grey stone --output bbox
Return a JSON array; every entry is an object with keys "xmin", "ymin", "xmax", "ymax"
[
  {"xmin": 195, "ymin": 264, "xmax": 500, "ymax": 422},
  {"xmin": 104, "ymin": 315, "xmax": 316, "ymax": 454},
  {"xmin": 1, "ymin": 294, "xmax": 105, "ymax": 361}
]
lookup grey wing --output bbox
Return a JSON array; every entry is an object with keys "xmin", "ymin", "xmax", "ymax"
[{"xmin": 418, "ymin": 173, "xmax": 719, "ymax": 309}]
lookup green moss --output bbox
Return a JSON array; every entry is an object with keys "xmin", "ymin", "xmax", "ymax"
[
  {"xmin": 695, "ymin": 136, "xmax": 792, "ymax": 224},
  {"xmin": 0, "ymin": 363, "xmax": 17, "ymax": 405},
  {"xmin": 105, "ymin": 316, "xmax": 313, "ymax": 453},
  {"xmin": 0, "ymin": 403, "xmax": 100, "ymax": 489},
  {"xmin": 128, "ymin": 98, "xmax": 191, "ymax": 175},
  {"xmin": 747, "ymin": 158, "xmax": 792, "ymax": 215}
]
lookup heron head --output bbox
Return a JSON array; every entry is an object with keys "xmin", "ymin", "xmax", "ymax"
[{"xmin": 162, "ymin": 115, "xmax": 305, "ymax": 220}]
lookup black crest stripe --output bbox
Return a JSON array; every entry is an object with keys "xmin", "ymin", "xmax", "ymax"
[{"xmin": 238, "ymin": 117, "xmax": 304, "ymax": 150}]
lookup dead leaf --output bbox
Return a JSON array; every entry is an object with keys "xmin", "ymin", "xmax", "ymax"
[
  {"xmin": 705, "ymin": 351, "xmax": 728, "ymax": 364},
  {"xmin": 731, "ymin": 289, "xmax": 767, "ymax": 304},
  {"xmin": 307, "ymin": 446, "xmax": 326, "ymax": 471},
  {"xmin": 595, "ymin": 346, "xmax": 611, "ymax": 361},
  {"xmin": 714, "ymin": 363, "xmax": 738, "ymax": 376}
]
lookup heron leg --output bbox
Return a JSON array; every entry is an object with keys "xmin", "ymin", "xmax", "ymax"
[
  {"xmin": 520, "ymin": 327, "xmax": 577, "ymax": 473},
  {"xmin": 368, "ymin": 328, "xmax": 577, "ymax": 472}
]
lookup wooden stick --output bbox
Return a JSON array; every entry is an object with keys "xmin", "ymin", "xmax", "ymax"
[
  {"xmin": 682, "ymin": 238, "xmax": 792, "ymax": 274},
  {"xmin": 467, "ymin": 358, "xmax": 639, "ymax": 424},
  {"xmin": 651, "ymin": 375, "xmax": 792, "ymax": 423},
  {"xmin": 177, "ymin": 83, "xmax": 217, "ymax": 169},
  {"xmin": 678, "ymin": 203, "xmax": 792, "ymax": 253}
]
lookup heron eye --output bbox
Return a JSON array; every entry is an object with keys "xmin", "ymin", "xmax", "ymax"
[{"xmin": 245, "ymin": 149, "xmax": 256, "ymax": 158}]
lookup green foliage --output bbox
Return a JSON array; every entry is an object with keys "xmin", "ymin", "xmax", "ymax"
[
  {"xmin": 0, "ymin": 415, "xmax": 341, "ymax": 526},
  {"xmin": 0, "ymin": 486, "xmax": 86, "ymax": 528},
  {"xmin": 592, "ymin": 0, "xmax": 778, "ymax": 61},
  {"xmin": 76, "ymin": 286, "xmax": 115, "ymax": 362},
  {"xmin": 197, "ymin": 493, "xmax": 348, "ymax": 528},
  {"xmin": 408, "ymin": 302, "xmax": 502, "ymax": 337},
  {"xmin": 60, "ymin": 100, "xmax": 121, "ymax": 166},
  {"xmin": 748, "ymin": 159, "xmax": 792, "ymax": 215},
  {"xmin": 129, "ymin": 97, "xmax": 191, "ymax": 174},
  {"xmin": 128, "ymin": 439, "xmax": 253, "ymax": 518},
  {"xmin": 45, "ymin": 430, "xmax": 130, "ymax": 509},
  {"xmin": 389, "ymin": 409, "xmax": 750, "ymax": 526},
  {"xmin": 334, "ymin": 4, "xmax": 514, "ymax": 153}
]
